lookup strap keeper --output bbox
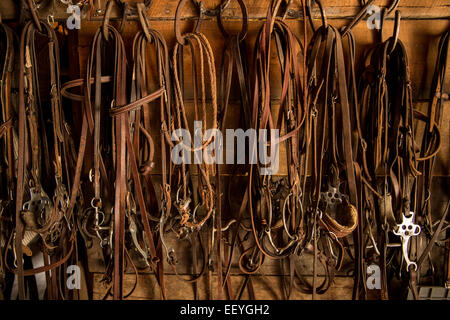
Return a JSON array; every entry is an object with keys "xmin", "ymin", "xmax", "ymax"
[{"xmin": 435, "ymin": 92, "xmax": 449, "ymax": 100}]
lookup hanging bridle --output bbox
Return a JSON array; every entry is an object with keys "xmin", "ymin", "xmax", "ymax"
[
  {"xmin": 157, "ymin": 0, "xmax": 217, "ymax": 298},
  {"xmin": 126, "ymin": 0, "xmax": 173, "ymax": 300},
  {"xmin": 8, "ymin": 3, "xmax": 76, "ymax": 299},
  {"xmin": 0, "ymin": 15, "xmax": 16, "ymax": 301}
]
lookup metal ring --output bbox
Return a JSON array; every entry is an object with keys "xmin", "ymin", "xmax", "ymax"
[
  {"xmin": 408, "ymin": 262, "xmax": 417, "ymax": 272},
  {"xmin": 90, "ymin": 197, "xmax": 102, "ymax": 208}
]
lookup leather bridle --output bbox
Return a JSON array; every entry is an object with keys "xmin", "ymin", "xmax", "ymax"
[
  {"xmin": 0, "ymin": 16, "xmax": 16, "ymax": 301},
  {"xmin": 7, "ymin": 3, "xmax": 75, "ymax": 299},
  {"xmin": 159, "ymin": 0, "xmax": 218, "ymax": 299}
]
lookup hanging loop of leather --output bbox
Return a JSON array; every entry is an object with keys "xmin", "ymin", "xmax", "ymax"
[
  {"xmin": 217, "ymin": 0, "xmax": 248, "ymax": 41},
  {"xmin": 387, "ymin": 10, "xmax": 401, "ymax": 54},
  {"xmin": 102, "ymin": 0, "xmax": 128, "ymax": 41},
  {"xmin": 136, "ymin": 2, "xmax": 152, "ymax": 42},
  {"xmin": 24, "ymin": 0, "xmax": 43, "ymax": 32},
  {"xmin": 116, "ymin": 0, "xmax": 154, "ymax": 42},
  {"xmin": 378, "ymin": 4, "xmax": 399, "ymax": 44},
  {"xmin": 102, "ymin": 0, "xmax": 115, "ymax": 41},
  {"xmin": 175, "ymin": 0, "xmax": 203, "ymax": 45},
  {"xmin": 306, "ymin": 0, "xmax": 327, "ymax": 31},
  {"xmin": 413, "ymin": 110, "xmax": 441, "ymax": 162}
]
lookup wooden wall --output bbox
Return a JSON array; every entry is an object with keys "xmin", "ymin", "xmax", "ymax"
[{"xmin": 81, "ymin": 0, "xmax": 449, "ymax": 300}]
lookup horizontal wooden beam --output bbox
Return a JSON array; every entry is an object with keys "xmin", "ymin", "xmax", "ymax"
[{"xmin": 1, "ymin": 0, "xmax": 449, "ymax": 21}]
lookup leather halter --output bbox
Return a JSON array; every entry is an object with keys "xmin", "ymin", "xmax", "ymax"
[{"xmin": 247, "ymin": 0, "xmax": 315, "ymax": 299}]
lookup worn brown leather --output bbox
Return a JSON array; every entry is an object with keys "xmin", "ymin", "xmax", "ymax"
[{"xmin": 9, "ymin": 9, "xmax": 75, "ymax": 299}]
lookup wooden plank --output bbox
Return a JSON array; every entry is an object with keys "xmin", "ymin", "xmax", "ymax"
[
  {"xmin": 92, "ymin": 273, "xmax": 354, "ymax": 299},
  {"xmin": 86, "ymin": 220, "xmax": 356, "ymax": 277},
  {"xmin": 63, "ymin": 97, "xmax": 449, "ymax": 177},
  {"xmin": 74, "ymin": 17, "xmax": 450, "ymax": 176}
]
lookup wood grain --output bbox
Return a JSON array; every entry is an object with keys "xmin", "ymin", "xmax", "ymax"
[
  {"xmin": 63, "ymin": 0, "xmax": 450, "ymax": 300},
  {"xmin": 1, "ymin": 0, "xmax": 449, "ymax": 20},
  {"xmin": 92, "ymin": 273, "xmax": 354, "ymax": 300}
]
